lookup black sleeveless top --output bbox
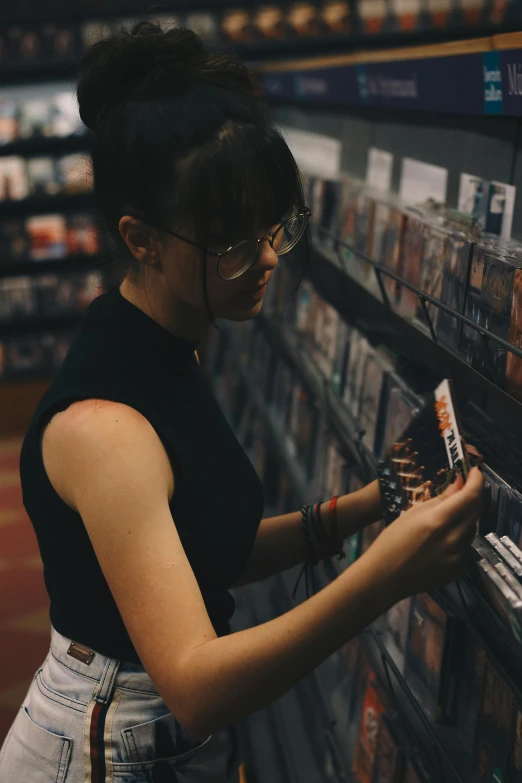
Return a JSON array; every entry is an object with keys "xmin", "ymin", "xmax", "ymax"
[{"xmin": 20, "ymin": 285, "xmax": 264, "ymax": 664}]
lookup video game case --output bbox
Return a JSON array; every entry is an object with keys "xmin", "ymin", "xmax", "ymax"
[
  {"xmin": 404, "ymin": 593, "xmax": 458, "ymax": 722},
  {"xmin": 460, "ymin": 241, "xmax": 487, "ymax": 365},
  {"xmin": 359, "ymin": 348, "xmax": 390, "ymax": 455},
  {"xmin": 455, "ymin": 636, "xmax": 488, "ymax": 758},
  {"xmin": 378, "ymin": 379, "xmax": 470, "ymax": 526},
  {"xmin": 384, "ymin": 597, "xmax": 412, "ymax": 672},
  {"xmin": 476, "ymin": 559, "xmax": 522, "ymax": 643},
  {"xmin": 485, "ymin": 532, "xmax": 522, "ymax": 579},
  {"xmin": 472, "ymin": 659, "xmax": 514, "ymax": 783},
  {"xmin": 511, "ymin": 707, "xmax": 522, "ymax": 783},
  {"xmin": 382, "ymin": 206, "xmax": 408, "ymax": 309},
  {"xmin": 500, "ymin": 536, "xmax": 522, "ymax": 570},
  {"xmin": 352, "ymin": 674, "xmax": 388, "ymax": 783},
  {"xmin": 415, "ymin": 220, "xmax": 447, "ymax": 334},
  {"xmin": 497, "ymin": 484, "xmax": 522, "ymax": 550},
  {"xmin": 378, "ymin": 375, "xmax": 422, "ymax": 461},
  {"xmin": 371, "ymin": 714, "xmax": 406, "ymax": 783},
  {"xmin": 337, "ymin": 176, "xmax": 360, "ymax": 277},
  {"xmin": 354, "ymin": 192, "xmax": 378, "ymax": 294},
  {"xmin": 435, "ymin": 231, "xmax": 474, "ymax": 352},
  {"xmin": 506, "ymin": 262, "xmax": 522, "ymax": 403},
  {"xmin": 480, "ymin": 464, "xmax": 509, "ymax": 537},
  {"xmin": 471, "ymin": 251, "xmax": 519, "ymax": 390},
  {"xmin": 399, "ymin": 212, "xmax": 428, "ymax": 316}
]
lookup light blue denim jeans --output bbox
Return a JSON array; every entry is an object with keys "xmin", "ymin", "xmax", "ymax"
[{"xmin": 0, "ymin": 625, "xmax": 241, "ymax": 782}]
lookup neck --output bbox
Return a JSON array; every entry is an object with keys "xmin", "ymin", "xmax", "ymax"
[{"xmin": 119, "ymin": 278, "xmax": 208, "ymax": 343}]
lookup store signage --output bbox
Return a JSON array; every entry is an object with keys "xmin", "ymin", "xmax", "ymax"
[
  {"xmin": 483, "ymin": 51, "xmax": 504, "ymax": 114},
  {"xmin": 261, "ymin": 47, "xmax": 522, "ymax": 117}
]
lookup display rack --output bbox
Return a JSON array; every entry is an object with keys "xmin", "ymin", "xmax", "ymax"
[
  {"xmin": 0, "ymin": 312, "xmax": 83, "ymax": 339},
  {"xmin": 0, "ymin": 192, "xmax": 95, "ymax": 218}
]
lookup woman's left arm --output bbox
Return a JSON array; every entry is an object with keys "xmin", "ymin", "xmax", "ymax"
[{"xmin": 233, "ymin": 480, "xmax": 382, "ymax": 587}]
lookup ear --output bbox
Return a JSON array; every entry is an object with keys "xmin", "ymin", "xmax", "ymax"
[{"xmin": 119, "ymin": 216, "xmax": 159, "ymax": 267}]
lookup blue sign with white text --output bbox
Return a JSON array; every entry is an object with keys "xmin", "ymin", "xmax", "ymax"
[{"xmin": 483, "ymin": 51, "xmax": 504, "ymax": 114}]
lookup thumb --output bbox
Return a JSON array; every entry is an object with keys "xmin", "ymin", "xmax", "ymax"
[
  {"xmin": 441, "ymin": 472, "xmax": 464, "ymax": 499},
  {"xmin": 439, "ymin": 466, "xmax": 484, "ymax": 521}
]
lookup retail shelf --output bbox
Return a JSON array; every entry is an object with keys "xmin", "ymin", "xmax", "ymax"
[
  {"xmin": 259, "ymin": 31, "xmax": 522, "ymax": 117},
  {"xmin": 0, "ymin": 134, "xmax": 91, "ymax": 159},
  {"xmin": 0, "ymin": 191, "xmax": 95, "ymax": 217},
  {"xmin": 258, "ymin": 314, "xmax": 378, "ymax": 482},
  {"xmin": 309, "ymin": 246, "xmax": 522, "ymax": 461},
  {"xmin": 0, "ymin": 254, "xmax": 107, "ymax": 278},
  {"xmin": 360, "ymin": 626, "xmax": 464, "ymax": 783},
  {"xmin": 0, "ymin": 312, "xmax": 83, "ymax": 339}
]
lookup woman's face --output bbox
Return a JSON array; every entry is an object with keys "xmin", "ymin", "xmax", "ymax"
[{"xmin": 161, "ymin": 220, "xmax": 281, "ymax": 322}]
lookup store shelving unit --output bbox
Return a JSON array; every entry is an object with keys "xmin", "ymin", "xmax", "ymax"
[{"xmin": 0, "ymin": 253, "xmax": 106, "ymax": 278}]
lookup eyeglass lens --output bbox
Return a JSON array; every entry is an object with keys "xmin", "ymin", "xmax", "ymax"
[{"xmin": 217, "ymin": 213, "xmax": 308, "ymax": 281}]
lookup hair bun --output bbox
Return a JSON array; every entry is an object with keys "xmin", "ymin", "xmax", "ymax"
[{"xmin": 77, "ymin": 21, "xmax": 257, "ymax": 132}]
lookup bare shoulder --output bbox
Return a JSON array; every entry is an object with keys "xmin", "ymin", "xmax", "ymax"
[{"xmin": 42, "ymin": 398, "xmax": 174, "ymax": 510}]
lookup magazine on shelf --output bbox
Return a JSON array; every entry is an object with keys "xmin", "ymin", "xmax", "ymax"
[{"xmin": 378, "ymin": 378, "xmax": 470, "ymax": 526}]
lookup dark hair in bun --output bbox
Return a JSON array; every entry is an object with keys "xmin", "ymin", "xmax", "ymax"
[{"xmin": 76, "ymin": 20, "xmax": 305, "ymax": 291}]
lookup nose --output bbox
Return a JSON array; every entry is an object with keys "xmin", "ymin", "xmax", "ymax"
[{"xmin": 251, "ymin": 237, "xmax": 279, "ymax": 272}]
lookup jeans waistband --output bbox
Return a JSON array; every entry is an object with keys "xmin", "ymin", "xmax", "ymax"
[{"xmin": 50, "ymin": 626, "xmax": 161, "ymax": 702}]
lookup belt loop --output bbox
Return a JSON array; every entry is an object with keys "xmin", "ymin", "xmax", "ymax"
[{"xmin": 92, "ymin": 657, "xmax": 121, "ymax": 704}]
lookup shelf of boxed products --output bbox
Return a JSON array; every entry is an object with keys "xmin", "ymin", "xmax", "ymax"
[
  {"xmin": 0, "ymin": 134, "xmax": 91, "ymax": 160},
  {"xmin": 309, "ymin": 242, "xmax": 522, "ymax": 455},
  {"xmin": 259, "ymin": 265, "xmax": 522, "ymax": 702},
  {"xmin": 259, "ymin": 30, "xmax": 522, "ymax": 117},
  {"xmin": 359, "ymin": 627, "xmax": 463, "ymax": 783}
]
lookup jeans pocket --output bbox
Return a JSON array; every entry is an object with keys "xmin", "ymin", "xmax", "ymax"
[
  {"xmin": 121, "ymin": 711, "xmax": 209, "ymax": 765},
  {"xmin": 0, "ymin": 705, "xmax": 72, "ymax": 783}
]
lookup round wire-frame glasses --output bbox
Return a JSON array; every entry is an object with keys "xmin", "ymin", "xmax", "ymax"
[{"xmin": 164, "ymin": 207, "xmax": 311, "ymax": 281}]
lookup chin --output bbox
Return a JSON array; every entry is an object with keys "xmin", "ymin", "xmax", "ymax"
[{"xmin": 220, "ymin": 299, "xmax": 264, "ymax": 322}]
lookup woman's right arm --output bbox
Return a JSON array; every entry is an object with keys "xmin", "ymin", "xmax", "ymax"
[{"xmin": 42, "ymin": 399, "xmax": 483, "ymax": 739}]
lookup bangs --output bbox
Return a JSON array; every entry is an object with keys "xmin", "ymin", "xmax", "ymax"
[{"xmin": 176, "ymin": 122, "xmax": 305, "ymax": 242}]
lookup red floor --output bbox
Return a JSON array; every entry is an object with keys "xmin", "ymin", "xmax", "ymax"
[{"xmin": 0, "ymin": 436, "xmax": 50, "ymax": 745}]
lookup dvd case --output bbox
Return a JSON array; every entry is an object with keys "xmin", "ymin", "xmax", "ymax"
[
  {"xmin": 435, "ymin": 231, "xmax": 474, "ymax": 352},
  {"xmin": 404, "ymin": 594, "xmax": 457, "ymax": 722},
  {"xmin": 338, "ymin": 176, "xmax": 362, "ymax": 277},
  {"xmin": 379, "ymin": 375, "xmax": 422, "ymax": 460},
  {"xmin": 371, "ymin": 714, "xmax": 405, "ymax": 783},
  {"xmin": 460, "ymin": 240, "xmax": 487, "ymax": 365},
  {"xmin": 472, "ymin": 660, "xmax": 513, "ymax": 783},
  {"xmin": 378, "ymin": 379, "xmax": 470, "ymax": 526},
  {"xmin": 359, "ymin": 349, "xmax": 389, "ymax": 454},
  {"xmin": 415, "ymin": 221, "xmax": 447, "ymax": 333},
  {"xmin": 506, "ymin": 263, "xmax": 522, "ymax": 402},
  {"xmin": 382, "ymin": 206, "xmax": 408, "ymax": 308},
  {"xmin": 496, "ymin": 484, "xmax": 522, "ymax": 551},
  {"xmin": 352, "ymin": 675, "xmax": 387, "ymax": 783}
]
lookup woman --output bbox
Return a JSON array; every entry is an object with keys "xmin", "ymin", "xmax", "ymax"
[{"xmin": 0, "ymin": 21, "xmax": 483, "ymax": 783}]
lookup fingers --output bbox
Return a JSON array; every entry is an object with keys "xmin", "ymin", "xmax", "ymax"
[{"xmin": 440, "ymin": 467, "xmax": 484, "ymax": 520}]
